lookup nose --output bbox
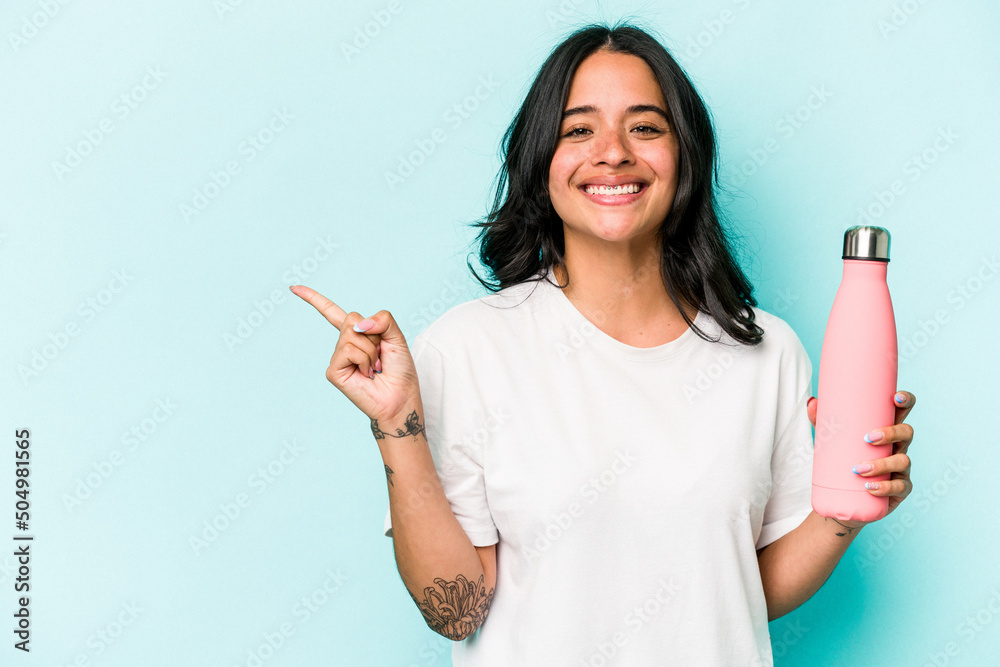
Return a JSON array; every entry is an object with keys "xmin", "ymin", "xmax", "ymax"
[{"xmin": 590, "ymin": 128, "xmax": 633, "ymax": 166}]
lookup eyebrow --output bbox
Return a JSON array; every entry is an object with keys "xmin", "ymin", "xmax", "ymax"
[{"xmin": 561, "ymin": 104, "xmax": 670, "ymax": 122}]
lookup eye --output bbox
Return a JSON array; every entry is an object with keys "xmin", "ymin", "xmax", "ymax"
[
  {"xmin": 632, "ymin": 124, "xmax": 663, "ymax": 135},
  {"xmin": 562, "ymin": 127, "xmax": 591, "ymax": 138}
]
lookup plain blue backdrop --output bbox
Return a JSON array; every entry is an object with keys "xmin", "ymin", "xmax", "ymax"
[{"xmin": 1, "ymin": 0, "xmax": 997, "ymax": 665}]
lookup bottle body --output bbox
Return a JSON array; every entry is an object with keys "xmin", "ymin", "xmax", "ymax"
[{"xmin": 811, "ymin": 259, "xmax": 897, "ymax": 522}]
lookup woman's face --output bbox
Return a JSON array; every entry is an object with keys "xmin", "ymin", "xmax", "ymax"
[{"xmin": 547, "ymin": 50, "xmax": 680, "ymax": 253}]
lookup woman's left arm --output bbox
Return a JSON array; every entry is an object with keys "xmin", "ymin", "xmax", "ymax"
[{"xmin": 756, "ymin": 390, "xmax": 916, "ymax": 622}]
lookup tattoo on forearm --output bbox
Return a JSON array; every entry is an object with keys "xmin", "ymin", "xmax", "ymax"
[
  {"xmin": 408, "ymin": 573, "xmax": 495, "ymax": 640},
  {"xmin": 827, "ymin": 517, "xmax": 859, "ymax": 537},
  {"xmin": 370, "ymin": 410, "xmax": 426, "ymax": 441},
  {"xmin": 384, "ymin": 464, "xmax": 394, "ymax": 487}
]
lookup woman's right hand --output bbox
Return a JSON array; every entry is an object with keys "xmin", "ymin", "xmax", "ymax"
[{"xmin": 289, "ymin": 284, "xmax": 420, "ymax": 423}]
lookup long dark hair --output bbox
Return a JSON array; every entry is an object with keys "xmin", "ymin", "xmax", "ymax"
[{"xmin": 465, "ymin": 20, "xmax": 764, "ymax": 346}]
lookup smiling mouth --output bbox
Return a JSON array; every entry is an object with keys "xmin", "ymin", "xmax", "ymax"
[
  {"xmin": 580, "ymin": 183, "xmax": 646, "ymax": 195},
  {"xmin": 578, "ymin": 182, "xmax": 647, "ymax": 205}
]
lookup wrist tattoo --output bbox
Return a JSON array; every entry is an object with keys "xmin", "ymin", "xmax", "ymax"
[
  {"xmin": 371, "ymin": 410, "xmax": 426, "ymax": 441},
  {"xmin": 827, "ymin": 517, "xmax": 859, "ymax": 537},
  {"xmin": 384, "ymin": 464, "xmax": 394, "ymax": 487},
  {"xmin": 408, "ymin": 573, "xmax": 496, "ymax": 640}
]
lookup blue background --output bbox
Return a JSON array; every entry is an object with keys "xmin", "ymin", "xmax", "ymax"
[{"xmin": 1, "ymin": 1, "xmax": 997, "ymax": 665}]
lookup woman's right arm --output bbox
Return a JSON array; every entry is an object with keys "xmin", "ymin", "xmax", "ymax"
[
  {"xmin": 376, "ymin": 398, "xmax": 497, "ymax": 641},
  {"xmin": 288, "ymin": 284, "xmax": 496, "ymax": 641}
]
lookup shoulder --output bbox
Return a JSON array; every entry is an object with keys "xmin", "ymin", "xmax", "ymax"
[
  {"xmin": 749, "ymin": 306, "xmax": 799, "ymax": 345},
  {"xmin": 712, "ymin": 305, "xmax": 807, "ymax": 366},
  {"xmin": 410, "ymin": 276, "xmax": 547, "ymax": 357},
  {"xmin": 745, "ymin": 305, "xmax": 811, "ymax": 371}
]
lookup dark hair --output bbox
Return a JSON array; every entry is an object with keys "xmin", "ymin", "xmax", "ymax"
[{"xmin": 465, "ymin": 20, "xmax": 764, "ymax": 346}]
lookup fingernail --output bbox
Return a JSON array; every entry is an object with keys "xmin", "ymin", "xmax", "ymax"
[
  {"xmin": 376, "ymin": 344, "xmax": 381, "ymax": 356},
  {"xmin": 865, "ymin": 482, "xmax": 880, "ymax": 490},
  {"xmin": 354, "ymin": 319, "xmax": 375, "ymax": 332},
  {"xmin": 864, "ymin": 430, "xmax": 883, "ymax": 443},
  {"xmin": 895, "ymin": 392, "xmax": 906, "ymax": 404},
  {"xmin": 853, "ymin": 463, "xmax": 873, "ymax": 474},
  {"xmin": 369, "ymin": 369, "xmax": 375, "ymax": 379},
  {"xmin": 375, "ymin": 358, "xmax": 382, "ymax": 373}
]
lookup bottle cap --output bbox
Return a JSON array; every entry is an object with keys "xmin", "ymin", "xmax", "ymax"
[{"xmin": 843, "ymin": 225, "xmax": 890, "ymax": 262}]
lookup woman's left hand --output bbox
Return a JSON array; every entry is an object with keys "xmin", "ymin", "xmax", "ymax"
[{"xmin": 806, "ymin": 390, "xmax": 916, "ymax": 529}]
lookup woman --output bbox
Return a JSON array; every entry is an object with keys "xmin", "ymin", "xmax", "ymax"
[{"xmin": 291, "ymin": 21, "xmax": 916, "ymax": 665}]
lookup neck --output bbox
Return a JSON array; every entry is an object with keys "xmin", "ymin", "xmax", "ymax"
[{"xmin": 552, "ymin": 246, "xmax": 698, "ymax": 348}]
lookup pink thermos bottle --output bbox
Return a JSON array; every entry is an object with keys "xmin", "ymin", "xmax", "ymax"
[{"xmin": 811, "ymin": 225, "xmax": 896, "ymax": 523}]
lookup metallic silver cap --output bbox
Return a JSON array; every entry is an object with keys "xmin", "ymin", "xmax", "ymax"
[{"xmin": 843, "ymin": 225, "xmax": 891, "ymax": 261}]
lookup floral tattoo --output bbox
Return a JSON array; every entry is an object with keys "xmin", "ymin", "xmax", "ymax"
[
  {"xmin": 408, "ymin": 573, "xmax": 496, "ymax": 640},
  {"xmin": 371, "ymin": 410, "xmax": 426, "ymax": 441}
]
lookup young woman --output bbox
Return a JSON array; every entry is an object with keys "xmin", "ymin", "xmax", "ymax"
[{"xmin": 291, "ymin": 21, "xmax": 916, "ymax": 666}]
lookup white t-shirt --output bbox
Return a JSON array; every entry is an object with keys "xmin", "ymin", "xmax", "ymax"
[{"xmin": 384, "ymin": 266, "xmax": 815, "ymax": 666}]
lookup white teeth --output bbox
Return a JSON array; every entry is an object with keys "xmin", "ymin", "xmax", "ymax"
[{"xmin": 583, "ymin": 183, "xmax": 642, "ymax": 195}]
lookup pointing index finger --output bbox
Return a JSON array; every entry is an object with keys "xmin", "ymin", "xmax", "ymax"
[{"xmin": 290, "ymin": 285, "xmax": 347, "ymax": 329}]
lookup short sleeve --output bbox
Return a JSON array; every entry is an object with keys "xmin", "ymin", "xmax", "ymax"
[
  {"xmin": 383, "ymin": 333, "xmax": 499, "ymax": 547},
  {"xmin": 755, "ymin": 326, "xmax": 815, "ymax": 550}
]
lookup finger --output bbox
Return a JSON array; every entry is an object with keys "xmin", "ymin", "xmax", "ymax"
[
  {"xmin": 806, "ymin": 396, "xmax": 817, "ymax": 427},
  {"xmin": 890, "ymin": 422, "xmax": 915, "ymax": 456},
  {"xmin": 893, "ymin": 390, "xmax": 916, "ymax": 423},
  {"xmin": 342, "ymin": 311, "xmax": 383, "ymax": 363},
  {"xmin": 862, "ymin": 476, "xmax": 912, "ymax": 498},
  {"xmin": 863, "ymin": 423, "xmax": 914, "ymax": 455},
  {"xmin": 336, "ymin": 341, "xmax": 377, "ymax": 381},
  {"xmin": 333, "ymin": 319, "xmax": 379, "ymax": 375},
  {"xmin": 290, "ymin": 284, "xmax": 347, "ymax": 329},
  {"xmin": 853, "ymin": 452, "xmax": 911, "ymax": 477},
  {"xmin": 352, "ymin": 308, "xmax": 408, "ymax": 348}
]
